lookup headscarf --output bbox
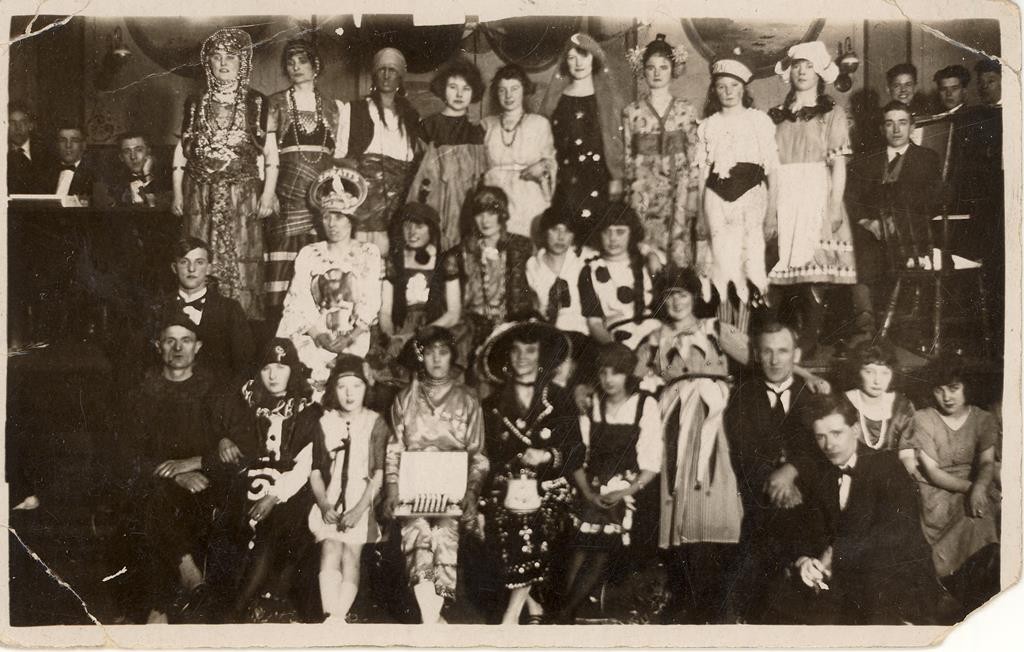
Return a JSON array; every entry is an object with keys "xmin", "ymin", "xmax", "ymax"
[
  {"xmin": 373, "ymin": 47, "xmax": 407, "ymax": 75},
  {"xmin": 201, "ymin": 28, "xmax": 253, "ymax": 93}
]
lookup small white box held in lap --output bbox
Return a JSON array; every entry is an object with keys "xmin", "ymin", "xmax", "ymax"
[{"xmin": 394, "ymin": 451, "xmax": 468, "ymax": 517}]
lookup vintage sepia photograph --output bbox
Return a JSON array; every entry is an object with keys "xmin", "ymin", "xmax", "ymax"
[{"xmin": 2, "ymin": 0, "xmax": 1020, "ymax": 647}]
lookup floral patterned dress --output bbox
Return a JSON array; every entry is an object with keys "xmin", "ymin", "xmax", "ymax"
[
  {"xmin": 181, "ymin": 91, "xmax": 267, "ymax": 318},
  {"xmin": 622, "ymin": 97, "xmax": 701, "ymax": 266}
]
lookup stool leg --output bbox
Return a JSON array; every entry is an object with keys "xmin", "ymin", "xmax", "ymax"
[{"xmin": 880, "ymin": 277, "xmax": 903, "ymax": 339}]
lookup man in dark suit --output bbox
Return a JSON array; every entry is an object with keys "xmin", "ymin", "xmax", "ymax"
[
  {"xmin": 724, "ymin": 322, "xmax": 820, "ymax": 622},
  {"xmin": 768, "ymin": 393, "xmax": 950, "ymax": 625},
  {"xmin": 847, "ymin": 101, "xmax": 942, "ymax": 334},
  {"xmin": 148, "ymin": 236, "xmax": 255, "ymax": 387},
  {"xmin": 43, "ymin": 122, "xmax": 99, "ymax": 201},
  {"xmin": 104, "ymin": 131, "xmax": 172, "ymax": 209},
  {"xmin": 7, "ymin": 101, "xmax": 45, "ymax": 194}
]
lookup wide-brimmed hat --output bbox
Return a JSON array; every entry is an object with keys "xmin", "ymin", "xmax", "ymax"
[
  {"xmin": 480, "ymin": 317, "xmax": 572, "ymax": 384},
  {"xmin": 308, "ymin": 166, "xmax": 369, "ymax": 216},
  {"xmin": 774, "ymin": 41, "xmax": 839, "ymax": 84}
]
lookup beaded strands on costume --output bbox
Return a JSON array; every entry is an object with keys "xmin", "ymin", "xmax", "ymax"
[
  {"xmin": 288, "ymin": 86, "xmax": 329, "ymax": 165},
  {"xmin": 500, "ymin": 112, "xmax": 525, "ymax": 148}
]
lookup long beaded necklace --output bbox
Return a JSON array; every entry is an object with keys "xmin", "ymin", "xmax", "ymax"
[
  {"xmin": 500, "ymin": 111, "xmax": 525, "ymax": 148},
  {"xmin": 475, "ymin": 237, "xmax": 504, "ymax": 318},
  {"xmin": 854, "ymin": 390, "xmax": 889, "ymax": 450},
  {"xmin": 288, "ymin": 86, "xmax": 329, "ymax": 165},
  {"xmin": 201, "ymin": 84, "xmax": 243, "ymax": 135}
]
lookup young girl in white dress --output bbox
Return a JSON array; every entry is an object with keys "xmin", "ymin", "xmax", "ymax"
[{"xmin": 307, "ymin": 354, "xmax": 389, "ymax": 623}]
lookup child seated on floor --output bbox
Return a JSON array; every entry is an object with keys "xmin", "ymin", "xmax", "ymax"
[{"xmin": 900, "ymin": 355, "xmax": 1000, "ymax": 615}]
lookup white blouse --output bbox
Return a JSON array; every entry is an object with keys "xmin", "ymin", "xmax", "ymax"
[
  {"xmin": 579, "ymin": 393, "xmax": 663, "ymax": 474},
  {"xmin": 696, "ymin": 108, "xmax": 780, "ymax": 178},
  {"xmin": 525, "ymin": 246, "xmax": 595, "ymax": 335}
]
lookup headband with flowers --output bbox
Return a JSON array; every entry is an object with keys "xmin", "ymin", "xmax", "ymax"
[{"xmin": 627, "ymin": 34, "xmax": 688, "ymax": 79}]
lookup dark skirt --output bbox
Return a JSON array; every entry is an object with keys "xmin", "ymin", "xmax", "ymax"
[{"xmin": 487, "ymin": 477, "xmax": 573, "ymax": 589}]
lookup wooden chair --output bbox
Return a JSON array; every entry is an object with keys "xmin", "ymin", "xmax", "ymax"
[{"xmin": 877, "ymin": 114, "xmax": 995, "ymax": 359}]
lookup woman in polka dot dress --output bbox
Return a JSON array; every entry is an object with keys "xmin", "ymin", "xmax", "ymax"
[{"xmin": 579, "ymin": 202, "xmax": 661, "ymax": 354}]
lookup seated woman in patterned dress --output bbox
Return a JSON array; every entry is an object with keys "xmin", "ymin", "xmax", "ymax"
[
  {"xmin": 372, "ymin": 202, "xmax": 445, "ymax": 386},
  {"xmin": 382, "ymin": 326, "xmax": 490, "ymax": 623},
  {"xmin": 202, "ymin": 338, "xmax": 314, "ymax": 623},
  {"xmin": 276, "ymin": 167, "xmax": 382, "ymax": 395},
  {"xmin": 479, "ymin": 318, "xmax": 584, "ymax": 624},
  {"xmin": 428, "ymin": 186, "xmax": 536, "ymax": 385}
]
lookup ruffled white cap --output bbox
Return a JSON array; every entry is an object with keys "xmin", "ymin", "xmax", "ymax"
[{"xmin": 774, "ymin": 40, "xmax": 839, "ymax": 84}]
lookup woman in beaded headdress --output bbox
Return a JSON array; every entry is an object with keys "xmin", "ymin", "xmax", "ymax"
[
  {"xmin": 263, "ymin": 39, "xmax": 342, "ymax": 316},
  {"xmin": 541, "ymin": 33, "xmax": 628, "ymax": 246},
  {"xmin": 622, "ymin": 34, "xmax": 701, "ymax": 273},
  {"xmin": 172, "ymin": 28, "xmax": 274, "ymax": 319}
]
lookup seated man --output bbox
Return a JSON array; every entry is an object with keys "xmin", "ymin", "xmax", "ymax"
[
  {"xmin": 724, "ymin": 322, "xmax": 820, "ymax": 623},
  {"xmin": 769, "ymin": 393, "xmax": 949, "ymax": 625},
  {"xmin": 7, "ymin": 101, "xmax": 45, "ymax": 194},
  {"xmin": 150, "ymin": 236, "xmax": 255, "ymax": 387},
  {"xmin": 43, "ymin": 122, "xmax": 98, "ymax": 201},
  {"xmin": 105, "ymin": 131, "xmax": 172, "ymax": 208},
  {"xmin": 120, "ymin": 313, "xmax": 224, "ymax": 623},
  {"xmin": 851, "ymin": 101, "xmax": 942, "ymax": 263}
]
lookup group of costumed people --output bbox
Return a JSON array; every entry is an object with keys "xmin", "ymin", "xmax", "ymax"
[{"xmin": 145, "ymin": 27, "xmax": 998, "ymax": 626}]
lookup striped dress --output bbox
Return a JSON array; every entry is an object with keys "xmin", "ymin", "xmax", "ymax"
[{"xmin": 264, "ymin": 90, "xmax": 338, "ymax": 309}]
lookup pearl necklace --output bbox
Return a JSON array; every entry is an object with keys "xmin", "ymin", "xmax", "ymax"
[{"xmin": 853, "ymin": 390, "xmax": 889, "ymax": 450}]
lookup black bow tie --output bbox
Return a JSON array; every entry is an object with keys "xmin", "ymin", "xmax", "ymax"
[
  {"xmin": 835, "ymin": 465, "xmax": 855, "ymax": 477},
  {"xmin": 59, "ymin": 164, "xmax": 77, "ymax": 172},
  {"xmin": 130, "ymin": 172, "xmax": 149, "ymax": 182},
  {"xmin": 178, "ymin": 295, "xmax": 206, "ymax": 311}
]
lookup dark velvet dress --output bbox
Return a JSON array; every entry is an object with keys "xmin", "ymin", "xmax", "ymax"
[{"xmin": 551, "ymin": 94, "xmax": 609, "ymax": 242}]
